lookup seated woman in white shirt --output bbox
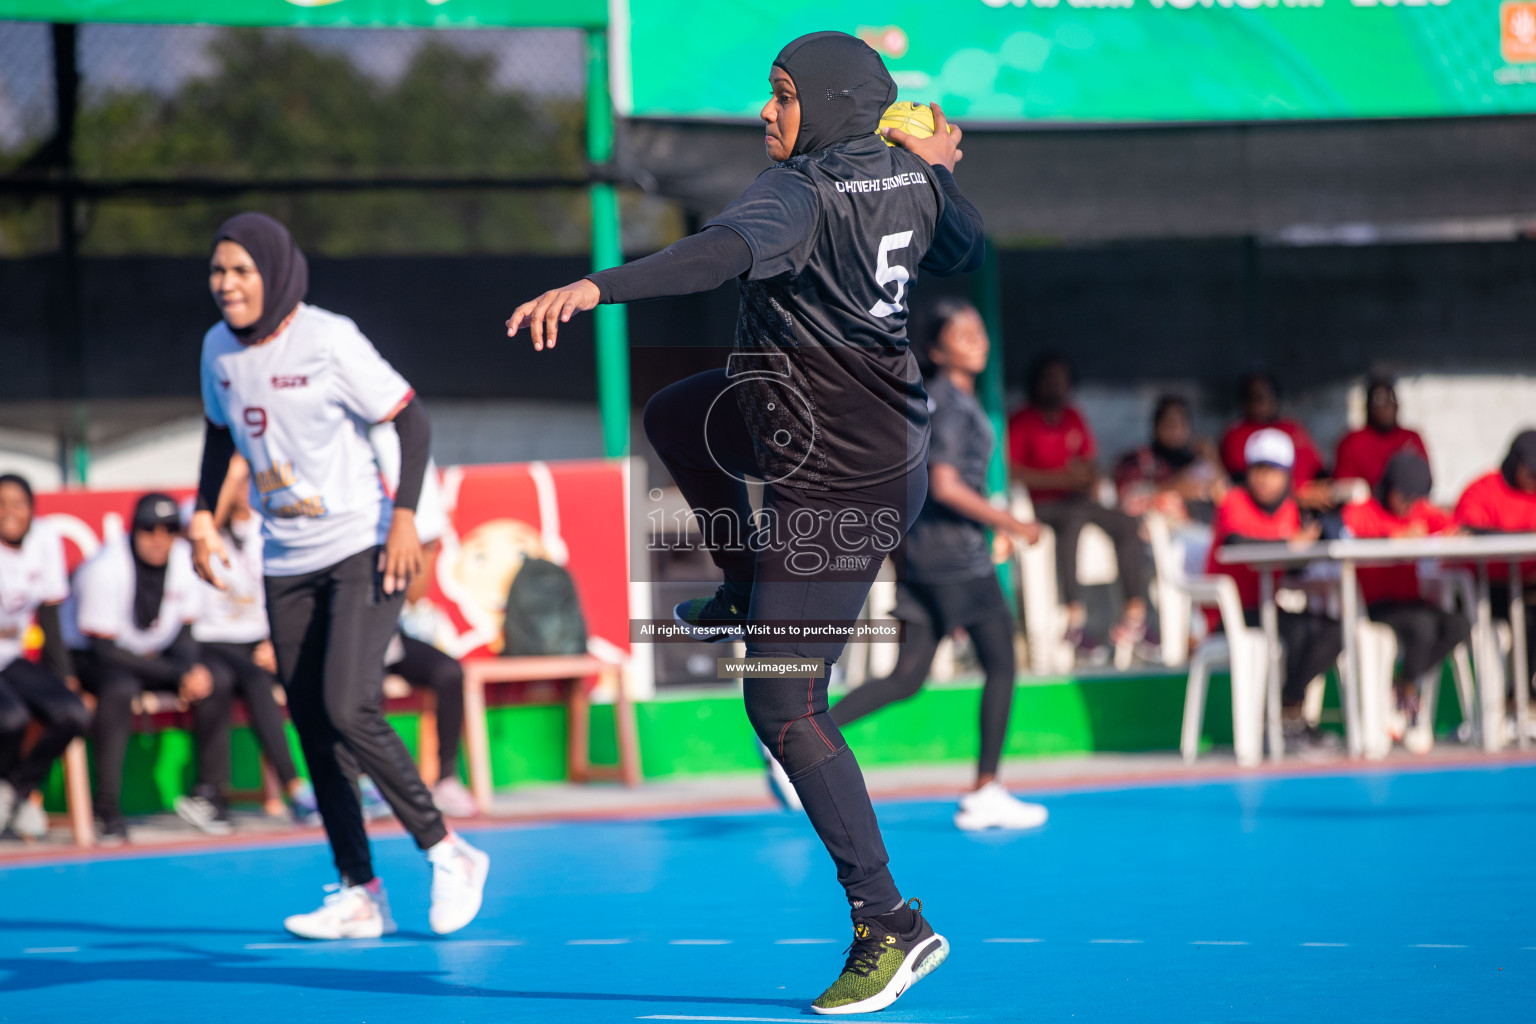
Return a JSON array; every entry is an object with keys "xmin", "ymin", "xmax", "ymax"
[
  {"xmin": 193, "ymin": 454, "xmax": 319, "ymax": 825},
  {"xmin": 0, "ymin": 473, "xmax": 89, "ymax": 838},
  {"xmin": 69, "ymin": 493, "xmax": 233, "ymax": 844}
]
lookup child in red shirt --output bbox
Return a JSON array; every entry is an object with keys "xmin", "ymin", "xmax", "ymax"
[
  {"xmin": 1007, "ymin": 351, "xmax": 1150, "ymax": 655},
  {"xmin": 1205, "ymin": 428, "xmax": 1341, "ymax": 754},
  {"xmin": 1219, "ymin": 371, "xmax": 1325, "ymax": 488},
  {"xmin": 1341, "ymin": 453, "xmax": 1469, "ymax": 721},
  {"xmin": 1333, "ymin": 379, "xmax": 1428, "ymax": 489}
]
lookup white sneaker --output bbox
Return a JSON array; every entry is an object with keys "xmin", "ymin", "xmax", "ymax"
[
  {"xmin": 284, "ymin": 883, "xmax": 397, "ymax": 940},
  {"xmin": 427, "ymin": 834, "xmax": 490, "ymax": 935},
  {"xmin": 431, "ymin": 777, "xmax": 480, "ymax": 818},
  {"xmin": 954, "ymin": 782, "xmax": 1049, "ymax": 832},
  {"xmin": 10, "ymin": 797, "xmax": 47, "ymax": 839},
  {"xmin": 758, "ymin": 740, "xmax": 802, "ymax": 812}
]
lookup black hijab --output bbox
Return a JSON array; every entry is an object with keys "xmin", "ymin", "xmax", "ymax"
[
  {"xmin": 1502, "ymin": 430, "xmax": 1536, "ymax": 489},
  {"xmin": 773, "ymin": 31, "xmax": 897, "ymax": 157},
  {"xmin": 1375, "ymin": 452, "xmax": 1433, "ymax": 510},
  {"xmin": 213, "ymin": 212, "xmax": 308, "ymax": 343}
]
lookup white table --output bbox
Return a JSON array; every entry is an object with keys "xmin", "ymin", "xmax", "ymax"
[{"xmin": 1217, "ymin": 534, "xmax": 1536, "ymax": 758}]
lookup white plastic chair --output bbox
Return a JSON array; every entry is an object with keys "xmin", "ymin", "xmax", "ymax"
[
  {"xmin": 1178, "ymin": 573, "xmax": 1272, "ymax": 767},
  {"xmin": 1146, "ymin": 513, "xmax": 1192, "ymax": 667},
  {"xmin": 1411, "ymin": 566, "xmax": 1480, "ymax": 750},
  {"xmin": 1009, "ymin": 486, "xmax": 1123, "ymax": 674}
]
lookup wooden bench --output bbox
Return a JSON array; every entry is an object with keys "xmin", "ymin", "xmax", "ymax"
[{"xmin": 460, "ymin": 654, "xmax": 639, "ymax": 811}]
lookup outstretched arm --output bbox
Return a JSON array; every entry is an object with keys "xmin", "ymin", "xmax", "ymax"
[{"xmin": 507, "ymin": 227, "xmax": 752, "ymax": 351}]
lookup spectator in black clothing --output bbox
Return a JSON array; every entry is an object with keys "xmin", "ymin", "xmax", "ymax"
[
  {"xmin": 0, "ymin": 474, "xmax": 89, "ymax": 839},
  {"xmin": 1006, "ymin": 353, "xmax": 1152, "ymax": 655},
  {"xmin": 69, "ymin": 493, "xmax": 233, "ymax": 844}
]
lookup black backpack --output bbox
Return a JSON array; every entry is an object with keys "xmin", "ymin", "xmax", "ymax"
[{"xmin": 500, "ymin": 557, "xmax": 588, "ymax": 657}]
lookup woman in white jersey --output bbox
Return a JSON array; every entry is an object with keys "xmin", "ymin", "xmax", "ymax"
[
  {"xmin": 0, "ymin": 474, "xmax": 89, "ymax": 839},
  {"xmin": 71, "ymin": 493, "xmax": 231, "ymax": 844},
  {"xmin": 189, "ymin": 212, "xmax": 487, "ymax": 939},
  {"xmin": 191, "ymin": 453, "xmax": 319, "ymax": 826}
]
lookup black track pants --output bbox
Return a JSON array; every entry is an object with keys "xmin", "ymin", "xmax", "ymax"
[
  {"xmin": 647, "ymin": 369, "xmax": 926, "ymax": 917},
  {"xmin": 387, "ymin": 636, "xmax": 465, "ymax": 781},
  {"xmin": 832, "ymin": 576, "xmax": 1017, "ymax": 779},
  {"xmin": 79, "ymin": 653, "xmax": 235, "ymax": 813},
  {"xmin": 1367, "ymin": 601, "xmax": 1471, "ymax": 683},
  {"xmin": 200, "ymin": 642, "xmax": 298, "ymax": 787},
  {"xmin": 265, "ymin": 547, "xmax": 447, "ymax": 886},
  {"xmin": 0, "ymin": 658, "xmax": 89, "ymax": 799}
]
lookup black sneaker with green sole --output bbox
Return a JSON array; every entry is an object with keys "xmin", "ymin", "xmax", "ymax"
[
  {"xmin": 672, "ymin": 583, "xmax": 750, "ymax": 643},
  {"xmin": 812, "ymin": 899, "xmax": 949, "ymax": 1015}
]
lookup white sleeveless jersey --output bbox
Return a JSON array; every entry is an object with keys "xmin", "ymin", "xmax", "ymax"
[
  {"xmin": 0, "ymin": 519, "xmax": 69, "ymax": 671},
  {"xmin": 200, "ymin": 303, "xmax": 413, "ymax": 576},
  {"xmin": 192, "ymin": 513, "xmax": 269, "ymax": 644}
]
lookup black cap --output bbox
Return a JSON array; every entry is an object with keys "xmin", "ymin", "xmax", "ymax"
[{"xmin": 132, "ymin": 492, "xmax": 182, "ymax": 532}]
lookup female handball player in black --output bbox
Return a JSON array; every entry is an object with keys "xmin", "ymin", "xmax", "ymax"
[
  {"xmin": 508, "ymin": 31, "xmax": 984, "ymax": 1015},
  {"xmin": 190, "ymin": 212, "xmax": 487, "ymax": 940}
]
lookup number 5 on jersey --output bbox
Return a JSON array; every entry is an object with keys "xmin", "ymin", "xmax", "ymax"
[{"xmin": 868, "ymin": 231, "xmax": 914, "ymax": 318}]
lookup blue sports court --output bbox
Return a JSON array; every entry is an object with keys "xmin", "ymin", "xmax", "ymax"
[{"xmin": 2, "ymin": 762, "xmax": 1530, "ymax": 1023}]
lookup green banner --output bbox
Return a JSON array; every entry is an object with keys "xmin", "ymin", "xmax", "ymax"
[
  {"xmin": 0, "ymin": 0, "xmax": 608, "ymax": 28},
  {"xmin": 623, "ymin": 0, "xmax": 1536, "ymax": 123}
]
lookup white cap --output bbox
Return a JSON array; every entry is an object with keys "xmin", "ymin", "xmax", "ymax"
[{"xmin": 1244, "ymin": 428, "xmax": 1295, "ymax": 470}]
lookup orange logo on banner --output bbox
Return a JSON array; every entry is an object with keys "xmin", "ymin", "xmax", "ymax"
[{"xmin": 1502, "ymin": 2, "xmax": 1536, "ymax": 63}]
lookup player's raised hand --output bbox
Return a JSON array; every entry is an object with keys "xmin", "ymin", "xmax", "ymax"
[
  {"xmin": 883, "ymin": 101, "xmax": 963, "ymax": 172},
  {"xmin": 506, "ymin": 278, "xmax": 601, "ymax": 351}
]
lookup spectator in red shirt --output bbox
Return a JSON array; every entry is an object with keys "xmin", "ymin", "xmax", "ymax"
[
  {"xmin": 1342, "ymin": 453, "xmax": 1469, "ymax": 727},
  {"xmin": 1007, "ymin": 352, "xmax": 1150, "ymax": 654},
  {"xmin": 1454, "ymin": 430, "xmax": 1536, "ymax": 687},
  {"xmin": 1205, "ymin": 428, "xmax": 1341, "ymax": 755},
  {"xmin": 1220, "ymin": 372, "xmax": 1325, "ymax": 489},
  {"xmin": 1454, "ymin": 430, "xmax": 1536, "ymax": 537},
  {"xmin": 1333, "ymin": 378, "xmax": 1429, "ymax": 489}
]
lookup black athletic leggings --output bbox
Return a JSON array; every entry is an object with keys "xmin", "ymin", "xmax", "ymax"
[
  {"xmin": 200, "ymin": 642, "xmax": 298, "ymax": 787},
  {"xmin": 387, "ymin": 636, "xmax": 465, "ymax": 781},
  {"xmin": 78, "ymin": 651, "xmax": 234, "ymax": 813},
  {"xmin": 647, "ymin": 368, "xmax": 926, "ymax": 917},
  {"xmin": 831, "ymin": 576, "xmax": 1016, "ymax": 779},
  {"xmin": 1032, "ymin": 494, "xmax": 1150, "ymax": 608},
  {"xmin": 0, "ymin": 658, "xmax": 89, "ymax": 800},
  {"xmin": 1367, "ymin": 601, "xmax": 1471, "ymax": 683},
  {"xmin": 265, "ymin": 546, "xmax": 447, "ymax": 886},
  {"xmin": 1242, "ymin": 608, "xmax": 1343, "ymax": 707}
]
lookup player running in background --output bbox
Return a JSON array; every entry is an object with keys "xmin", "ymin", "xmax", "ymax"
[
  {"xmin": 830, "ymin": 300, "xmax": 1047, "ymax": 832},
  {"xmin": 190, "ymin": 212, "xmax": 487, "ymax": 939},
  {"xmin": 509, "ymin": 31, "xmax": 982, "ymax": 1015}
]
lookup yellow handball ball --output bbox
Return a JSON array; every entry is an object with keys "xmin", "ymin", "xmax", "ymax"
[{"xmin": 878, "ymin": 101, "xmax": 948, "ymax": 146}]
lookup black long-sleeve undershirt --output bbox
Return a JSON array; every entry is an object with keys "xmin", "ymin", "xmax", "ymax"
[
  {"xmin": 88, "ymin": 624, "xmax": 200, "ymax": 685},
  {"xmin": 587, "ymin": 164, "xmax": 984, "ymax": 307},
  {"xmin": 920, "ymin": 166, "xmax": 986, "ymax": 277},
  {"xmin": 586, "ymin": 226, "xmax": 752, "ymax": 305},
  {"xmin": 35, "ymin": 602, "xmax": 74, "ymax": 680},
  {"xmin": 196, "ymin": 420, "xmax": 236, "ymax": 515},
  {"xmin": 391, "ymin": 397, "xmax": 430, "ymax": 514}
]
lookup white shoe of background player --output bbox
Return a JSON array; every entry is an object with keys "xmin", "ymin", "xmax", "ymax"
[
  {"xmin": 427, "ymin": 833, "xmax": 490, "ymax": 934},
  {"xmin": 284, "ymin": 882, "xmax": 397, "ymax": 940},
  {"xmin": 954, "ymin": 781, "xmax": 1049, "ymax": 832}
]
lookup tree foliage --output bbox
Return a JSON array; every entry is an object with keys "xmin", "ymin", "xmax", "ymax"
[{"xmin": 3, "ymin": 29, "xmax": 598, "ymax": 256}]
